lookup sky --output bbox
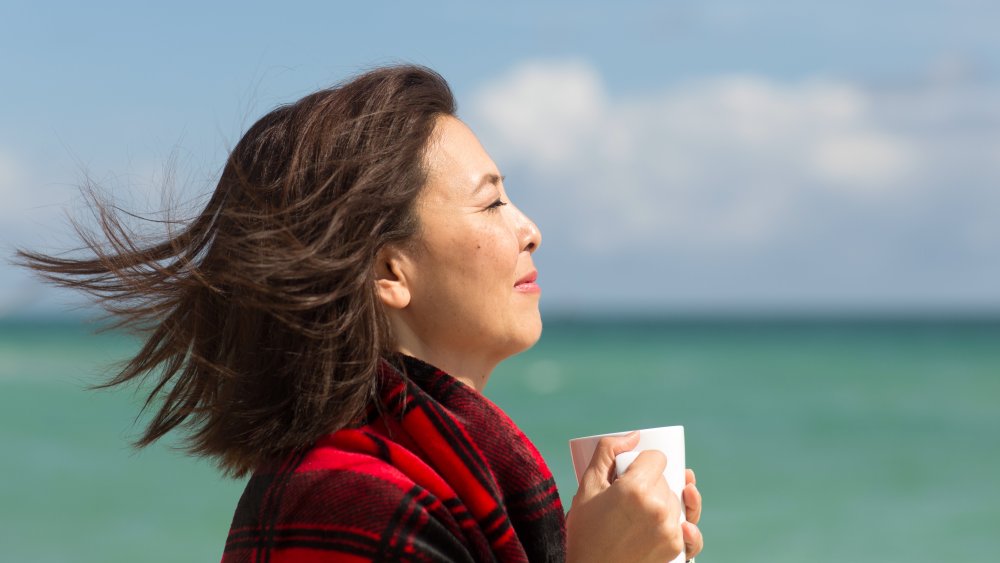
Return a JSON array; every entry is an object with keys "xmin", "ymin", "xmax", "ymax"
[{"xmin": 2, "ymin": 0, "xmax": 999, "ymax": 316}]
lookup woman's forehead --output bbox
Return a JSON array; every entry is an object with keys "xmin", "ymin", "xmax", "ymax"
[{"xmin": 424, "ymin": 116, "xmax": 500, "ymax": 194}]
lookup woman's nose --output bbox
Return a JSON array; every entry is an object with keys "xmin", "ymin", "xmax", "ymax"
[{"xmin": 518, "ymin": 208, "xmax": 542, "ymax": 253}]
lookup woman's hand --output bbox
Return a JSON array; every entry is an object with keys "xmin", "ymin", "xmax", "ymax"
[
  {"xmin": 683, "ymin": 467, "xmax": 704, "ymax": 558},
  {"xmin": 565, "ymin": 432, "xmax": 704, "ymax": 563}
]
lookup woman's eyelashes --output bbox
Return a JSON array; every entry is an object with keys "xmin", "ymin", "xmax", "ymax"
[{"xmin": 485, "ymin": 198, "xmax": 508, "ymax": 213}]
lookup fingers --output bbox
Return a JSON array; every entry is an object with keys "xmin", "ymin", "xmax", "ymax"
[
  {"xmin": 619, "ymin": 449, "xmax": 667, "ymax": 482},
  {"xmin": 683, "ymin": 521, "xmax": 703, "ymax": 559},
  {"xmin": 582, "ymin": 432, "xmax": 640, "ymax": 491},
  {"xmin": 683, "ymin": 468, "xmax": 703, "ymax": 557},
  {"xmin": 683, "ymin": 481, "xmax": 702, "ymax": 524},
  {"xmin": 617, "ymin": 449, "xmax": 678, "ymax": 530}
]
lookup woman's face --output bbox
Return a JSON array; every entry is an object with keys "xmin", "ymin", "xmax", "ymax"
[{"xmin": 379, "ymin": 116, "xmax": 542, "ymax": 388}]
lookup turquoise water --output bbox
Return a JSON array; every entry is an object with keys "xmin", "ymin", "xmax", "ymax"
[{"xmin": 2, "ymin": 317, "xmax": 998, "ymax": 562}]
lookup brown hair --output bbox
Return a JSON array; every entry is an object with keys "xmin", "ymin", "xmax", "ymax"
[{"xmin": 16, "ymin": 65, "xmax": 456, "ymax": 476}]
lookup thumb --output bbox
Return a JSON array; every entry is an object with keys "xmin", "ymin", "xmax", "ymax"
[{"xmin": 582, "ymin": 431, "xmax": 640, "ymax": 491}]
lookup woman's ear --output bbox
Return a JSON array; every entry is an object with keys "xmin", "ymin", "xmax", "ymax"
[{"xmin": 375, "ymin": 245, "xmax": 411, "ymax": 310}]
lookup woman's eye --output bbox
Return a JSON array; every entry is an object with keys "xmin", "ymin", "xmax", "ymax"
[{"xmin": 485, "ymin": 199, "xmax": 508, "ymax": 213}]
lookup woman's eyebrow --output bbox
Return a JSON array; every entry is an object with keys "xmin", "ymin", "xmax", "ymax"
[{"xmin": 473, "ymin": 173, "xmax": 504, "ymax": 194}]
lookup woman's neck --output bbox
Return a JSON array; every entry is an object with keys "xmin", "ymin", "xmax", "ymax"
[{"xmin": 394, "ymin": 344, "xmax": 495, "ymax": 392}]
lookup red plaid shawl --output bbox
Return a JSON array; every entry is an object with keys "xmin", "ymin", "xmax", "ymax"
[{"xmin": 222, "ymin": 355, "xmax": 566, "ymax": 562}]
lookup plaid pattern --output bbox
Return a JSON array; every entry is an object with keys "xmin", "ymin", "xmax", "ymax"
[{"xmin": 222, "ymin": 355, "xmax": 566, "ymax": 562}]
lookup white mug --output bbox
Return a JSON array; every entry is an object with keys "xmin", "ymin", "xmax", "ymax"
[{"xmin": 568, "ymin": 426, "xmax": 687, "ymax": 563}]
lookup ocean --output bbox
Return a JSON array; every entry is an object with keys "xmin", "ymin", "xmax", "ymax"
[{"xmin": 2, "ymin": 317, "xmax": 998, "ymax": 562}]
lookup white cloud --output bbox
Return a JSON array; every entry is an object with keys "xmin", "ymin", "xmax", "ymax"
[
  {"xmin": 0, "ymin": 151, "xmax": 61, "ymax": 252},
  {"xmin": 0, "ymin": 149, "xmax": 167, "ymax": 316},
  {"xmin": 0, "ymin": 151, "xmax": 84, "ymax": 256},
  {"xmin": 470, "ymin": 60, "xmax": 992, "ymax": 254},
  {"xmin": 810, "ymin": 131, "xmax": 912, "ymax": 192},
  {"xmin": 474, "ymin": 60, "xmax": 606, "ymax": 164},
  {"xmin": 465, "ymin": 60, "xmax": 1000, "ymax": 308},
  {"xmin": 0, "ymin": 151, "xmax": 56, "ymax": 316},
  {"xmin": 0, "ymin": 151, "xmax": 26, "ymax": 209}
]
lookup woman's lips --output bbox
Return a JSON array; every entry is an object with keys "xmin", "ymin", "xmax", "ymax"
[{"xmin": 514, "ymin": 271, "xmax": 540, "ymax": 293}]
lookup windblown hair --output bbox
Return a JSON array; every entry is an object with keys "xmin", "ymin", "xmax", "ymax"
[{"xmin": 16, "ymin": 65, "xmax": 456, "ymax": 476}]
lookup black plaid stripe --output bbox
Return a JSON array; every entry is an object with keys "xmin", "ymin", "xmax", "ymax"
[
  {"xmin": 380, "ymin": 485, "xmax": 478, "ymax": 563},
  {"xmin": 229, "ymin": 526, "xmax": 381, "ymax": 557},
  {"xmin": 258, "ymin": 449, "xmax": 310, "ymax": 563},
  {"xmin": 504, "ymin": 478, "xmax": 561, "ymax": 518}
]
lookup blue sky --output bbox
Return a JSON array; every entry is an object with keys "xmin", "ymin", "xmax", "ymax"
[{"xmin": 3, "ymin": 0, "xmax": 999, "ymax": 316}]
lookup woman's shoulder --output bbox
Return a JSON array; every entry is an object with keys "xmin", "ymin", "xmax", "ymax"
[
  {"xmin": 234, "ymin": 426, "xmax": 457, "ymax": 517},
  {"xmin": 253, "ymin": 429, "xmax": 421, "ymax": 507},
  {"xmin": 223, "ymin": 430, "xmax": 473, "ymax": 562}
]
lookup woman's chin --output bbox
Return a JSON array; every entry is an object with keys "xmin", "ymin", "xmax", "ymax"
[{"xmin": 508, "ymin": 316, "xmax": 543, "ymax": 357}]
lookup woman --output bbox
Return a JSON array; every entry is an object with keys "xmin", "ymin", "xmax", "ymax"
[{"xmin": 19, "ymin": 65, "xmax": 703, "ymax": 562}]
